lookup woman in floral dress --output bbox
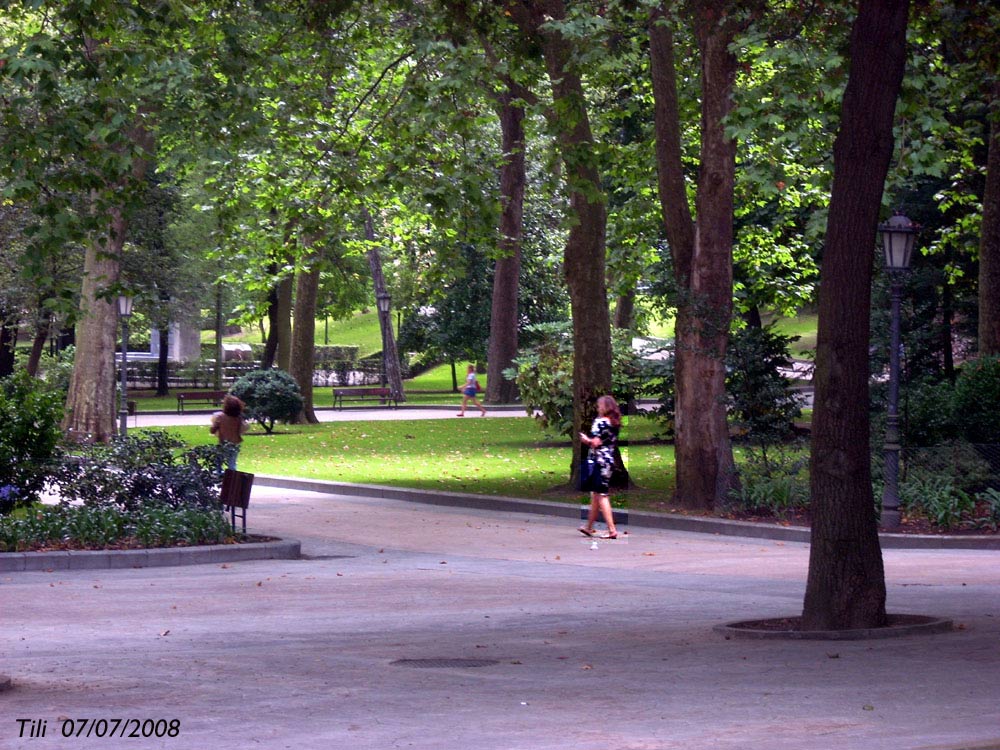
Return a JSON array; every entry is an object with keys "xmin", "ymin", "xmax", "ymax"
[{"xmin": 578, "ymin": 394, "xmax": 621, "ymax": 539}]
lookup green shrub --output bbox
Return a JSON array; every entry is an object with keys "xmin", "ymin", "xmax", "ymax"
[
  {"xmin": 0, "ymin": 370, "xmax": 65, "ymax": 513},
  {"xmin": 726, "ymin": 324, "xmax": 802, "ymax": 444},
  {"xmin": 52, "ymin": 431, "xmax": 220, "ymax": 512},
  {"xmin": 952, "ymin": 356, "xmax": 1000, "ymax": 444},
  {"xmin": 313, "ymin": 345, "xmax": 359, "ymax": 366},
  {"xmin": 503, "ymin": 323, "xmax": 645, "ymax": 436},
  {"xmin": 729, "ymin": 443, "xmax": 810, "ymax": 517},
  {"xmin": 0, "ymin": 503, "xmax": 233, "ymax": 552},
  {"xmin": 899, "ymin": 474, "xmax": 973, "ymax": 530},
  {"xmin": 902, "ymin": 378, "xmax": 958, "ymax": 447},
  {"xmin": 973, "ymin": 487, "xmax": 1000, "ymax": 531},
  {"xmin": 230, "ymin": 369, "xmax": 304, "ymax": 433},
  {"xmin": 903, "ymin": 442, "xmax": 994, "ymax": 495}
]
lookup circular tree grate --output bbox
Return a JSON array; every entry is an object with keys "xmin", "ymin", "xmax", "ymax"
[{"xmin": 390, "ymin": 658, "xmax": 500, "ymax": 669}]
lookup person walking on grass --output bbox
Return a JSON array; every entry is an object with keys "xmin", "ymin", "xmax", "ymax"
[
  {"xmin": 457, "ymin": 364, "xmax": 486, "ymax": 417},
  {"xmin": 578, "ymin": 394, "xmax": 621, "ymax": 539},
  {"xmin": 210, "ymin": 394, "xmax": 249, "ymax": 470}
]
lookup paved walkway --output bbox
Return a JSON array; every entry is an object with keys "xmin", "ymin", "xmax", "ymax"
[
  {"xmin": 3, "ymin": 479, "xmax": 1000, "ymax": 750},
  {"xmin": 4, "ymin": 406, "xmax": 998, "ymax": 749}
]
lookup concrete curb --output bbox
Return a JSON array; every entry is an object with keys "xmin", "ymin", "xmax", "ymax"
[
  {"xmin": 253, "ymin": 475, "xmax": 1000, "ymax": 550},
  {"xmin": 0, "ymin": 538, "xmax": 300, "ymax": 573}
]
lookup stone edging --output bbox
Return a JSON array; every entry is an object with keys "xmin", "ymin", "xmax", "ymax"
[
  {"xmin": 714, "ymin": 614, "xmax": 954, "ymax": 640},
  {"xmin": 253, "ymin": 475, "xmax": 1000, "ymax": 550},
  {"xmin": 0, "ymin": 538, "xmax": 300, "ymax": 573}
]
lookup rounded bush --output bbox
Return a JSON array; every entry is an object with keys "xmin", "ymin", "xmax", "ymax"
[
  {"xmin": 0, "ymin": 370, "xmax": 64, "ymax": 514},
  {"xmin": 952, "ymin": 356, "xmax": 1000, "ymax": 444},
  {"xmin": 229, "ymin": 369, "xmax": 304, "ymax": 433}
]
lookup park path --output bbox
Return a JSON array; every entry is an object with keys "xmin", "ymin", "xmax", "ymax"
[{"xmin": 4, "ymin": 483, "xmax": 999, "ymax": 750}]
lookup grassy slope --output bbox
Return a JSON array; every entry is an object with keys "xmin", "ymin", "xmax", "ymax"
[{"xmin": 204, "ymin": 310, "xmax": 385, "ymax": 358}]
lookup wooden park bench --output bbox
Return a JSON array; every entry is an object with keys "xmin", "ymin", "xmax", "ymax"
[
  {"xmin": 332, "ymin": 387, "xmax": 398, "ymax": 410},
  {"xmin": 176, "ymin": 390, "xmax": 227, "ymax": 413}
]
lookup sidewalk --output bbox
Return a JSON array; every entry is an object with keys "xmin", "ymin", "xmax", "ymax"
[{"xmin": 3, "ymin": 483, "xmax": 999, "ymax": 750}]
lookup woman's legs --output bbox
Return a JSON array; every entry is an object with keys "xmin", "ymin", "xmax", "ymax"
[
  {"xmin": 582, "ymin": 492, "xmax": 600, "ymax": 532},
  {"xmin": 597, "ymin": 493, "xmax": 617, "ymax": 536}
]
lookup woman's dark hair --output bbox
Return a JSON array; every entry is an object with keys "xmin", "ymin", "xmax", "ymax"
[
  {"xmin": 597, "ymin": 395, "xmax": 621, "ymax": 428},
  {"xmin": 222, "ymin": 394, "xmax": 244, "ymax": 417}
]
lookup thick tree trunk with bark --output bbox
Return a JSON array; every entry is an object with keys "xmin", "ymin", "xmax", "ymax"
[
  {"xmin": 802, "ymin": 0, "xmax": 910, "ymax": 631},
  {"xmin": 63, "ymin": 120, "xmax": 152, "ymax": 443},
  {"xmin": 486, "ymin": 90, "xmax": 526, "ymax": 405},
  {"xmin": 62, "ymin": 234, "xmax": 123, "ymax": 444},
  {"xmin": 291, "ymin": 259, "xmax": 321, "ymax": 424},
  {"xmin": 649, "ymin": 3, "xmax": 738, "ymax": 510},
  {"xmin": 979, "ymin": 80, "xmax": 1000, "ymax": 355},
  {"xmin": 525, "ymin": 0, "xmax": 614, "ymax": 483}
]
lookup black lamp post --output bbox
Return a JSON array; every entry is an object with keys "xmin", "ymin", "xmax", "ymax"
[
  {"xmin": 376, "ymin": 291, "xmax": 391, "ymax": 388},
  {"xmin": 117, "ymin": 294, "xmax": 134, "ymax": 437},
  {"xmin": 878, "ymin": 213, "xmax": 918, "ymax": 529}
]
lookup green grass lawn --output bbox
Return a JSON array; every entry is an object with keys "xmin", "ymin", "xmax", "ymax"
[
  {"xmin": 205, "ymin": 310, "xmax": 385, "ymax": 357},
  {"xmin": 767, "ymin": 311, "xmax": 818, "ymax": 357},
  {"xmin": 165, "ymin": 414, "xmax": 676, "ymax": 509}
]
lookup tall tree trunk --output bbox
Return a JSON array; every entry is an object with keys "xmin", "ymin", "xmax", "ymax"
[
  {"xmin": 275, "ymin": 273, "xmax": 293, "ymax": 372},
  {"xmin": 62, "ymin": 233, "xmax": 123, "ymax": 444},
  {"xmin": 802, "ymin": 0, "xmax": 909, "ymax": 631},
  {"xmin": 649, "ymin": 2, "xmax": 738, "ymax": 510},
  {"xmin": 613, "ymin": 291, "xmax": 635, "ymax": 331},
  {"xmin": 291, "ymin": 250, "xmax": 321, "ymax": 424},
  {"xmin": 25, "ymin": 312, "xmax": 51, "ymax": 377},
  {"xmin": 363, "ymin": 209, "xmax": 405, "ymax": 402},
  {"xmin": 63, "ymin": 120, "xmax": 153, "ymax": 442},
  {"xmin": 509, "ymin": 1, "xmax": 613, "ymax": 486},
  {"xmin": 261, "ymin": 265, "xmax": 280, "ymax": 370},
  {"xmin": 0, "ymin": 318, "xmax": 18, "ymax": 378},
  {"xmin": 979, "ymin": 79, "xmax": 1000, "ymax": 355},
  {"xmin": 486, "ymin": 89, "xmax": 526, "ymax": 405},
  {"xmin": 214, "ymin": 276, "xmax": 225, "ymax": 390},
  {"xmin": 940, "ymin": 267, "xmax": 955, "ymax": 384},
  {"xmin": 156, "ymin": 323, "xmax": 170, "ymax": 396}
]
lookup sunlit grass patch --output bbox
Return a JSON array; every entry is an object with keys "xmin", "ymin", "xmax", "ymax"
[{"xmin": 165, "ymin": 416, "xmax": 675, "ymax": 506}]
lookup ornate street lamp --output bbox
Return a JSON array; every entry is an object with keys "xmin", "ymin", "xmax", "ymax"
[
  {"xmin": 878, "ymin": 213, "xmax": 918, "ymax": 529},
  {"xmin": 117, "ymin": 295, "xmax": 134, "ymax": 437},
  {"xmin": 376, "ymin": 291, "xmax": 391, "ymax": 389}
]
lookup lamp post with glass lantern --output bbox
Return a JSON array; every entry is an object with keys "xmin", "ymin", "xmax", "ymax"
[
  {"xmin": 376, "ymin": 291, "xmax": 391, "ymax": 389},
  {"xmin": 117, "ymin": 295, "xmax": 134, "ymax": 437},
  {"xmin": 878, "ymin": 213, "xmax": 918, "ymax": 529}
]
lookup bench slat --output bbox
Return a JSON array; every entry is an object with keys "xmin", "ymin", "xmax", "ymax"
[
  {"xmin": 176, "ymin": 391, "xmax": 227, "ymax": 413},
  {"xmin": 332, "ymin": 387, "xmax": 397, "ymax": 409}
]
